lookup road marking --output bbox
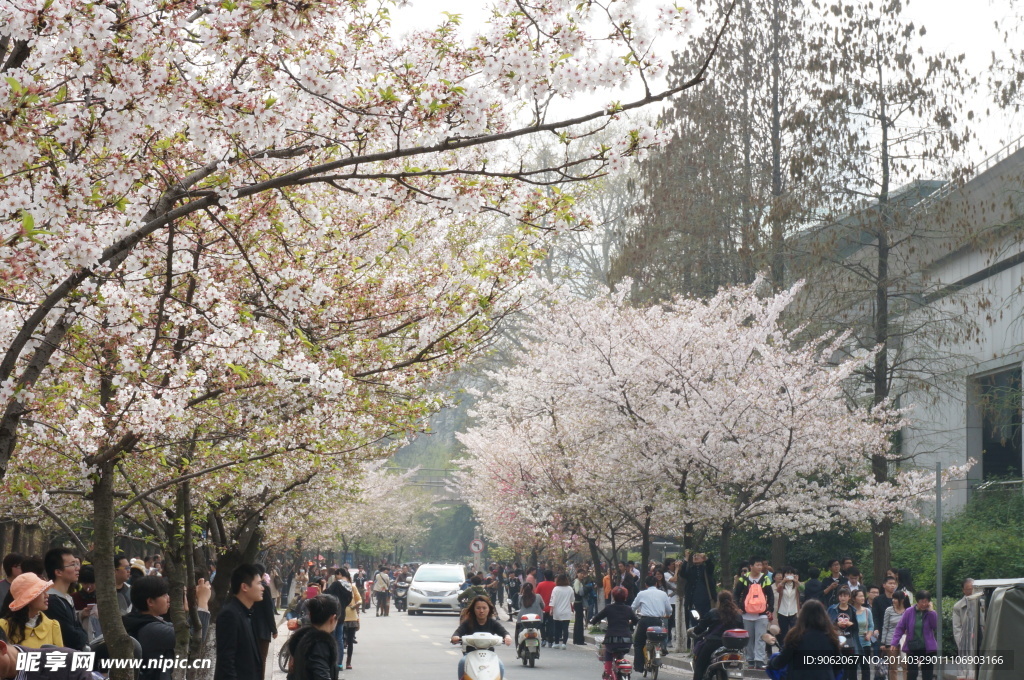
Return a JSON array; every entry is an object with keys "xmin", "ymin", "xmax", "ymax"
[
  {"xmin": 446, "ymin": 650, "xmax": 460, "ymax": 656},
  {"xmin": 420, "ymin": 634, "xmax": 430, "ymax": 639},
  {"xmin": 411, "ymin": 628, "xmax": 419, "ymax": 631},
  {"xmin": 432, "ymin": 642, "xmax": 443, "ymax": 646}
]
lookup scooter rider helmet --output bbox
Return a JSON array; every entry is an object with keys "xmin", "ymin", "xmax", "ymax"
[{"xmin": 611, "ymin": 586, "xmax": 628, "ymax": 603}]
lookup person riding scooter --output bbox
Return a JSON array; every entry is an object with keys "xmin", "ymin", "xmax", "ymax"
[
  {"xmin": 451, "ymin": 596, "xmax": 512, "ymax": 680},
  {"xmin": 591, "ymin": 587, "xmax": 639, "ymax": 680},
  {"xmin": 689, "ymin": 591, "xmax": 744, "ymax": 680}
]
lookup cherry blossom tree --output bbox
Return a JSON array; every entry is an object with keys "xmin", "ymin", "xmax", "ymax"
[
  {"xmin": 457, "ymin": 382, "xmax": 684, "ymax": 570},
  {"xmin": 0, "ymin": 1, "xmax": 744, "ymax": 670},
  {"xmin": 458, "ymin": 278, "xmax": 970, "ymax": 578},
  {"xmin": 0, "ymin": 0, "xmax": 739, "ymax": 469}
]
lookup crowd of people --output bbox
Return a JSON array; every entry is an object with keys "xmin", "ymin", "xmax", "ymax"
[
  {"xmin": 448, "ymin": 553, "xmax": 971, "ymax": 680},
  {"xmin": 0, "ymin": 548, "xmax": 973, "ymax": 680},
  {"xmin": 0, "ymin": 548, "xmax": 215, "ymax": 680},
  {"xmin": 686, "ymin": 554, "xmax": 970, "ymax": 680}
]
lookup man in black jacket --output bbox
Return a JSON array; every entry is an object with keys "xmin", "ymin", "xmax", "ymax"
[
  {"xmin": 122, "ymin": 575, "xmax": 212, "ymax": 680},
  {"xmin": 251, "ymin": 564, "xmax": 278, "ymax": 679},
  {"xmin": 43, "ymin": 548, "xmax": 91, "ymax": 651},
  {"xmin": 214, "ymin": 564, "xmax": 264, "ymax": 680},
  {"xmin": 325, "ymin": 569, "xmax": 354, "ymax": 671},
  {"xmin": 683, "ymin": 551, "xmax": 716, "ymax": 627}
]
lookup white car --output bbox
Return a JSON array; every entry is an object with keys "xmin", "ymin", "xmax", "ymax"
[{"xmin": 407, "ymin": 563, "xmax": 466, "ymax": 615}]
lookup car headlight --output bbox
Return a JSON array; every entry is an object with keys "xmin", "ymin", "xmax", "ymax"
[
  {"xmin": 446, "ymin": 590, "xmax": 459, "ymax": 597},
  {"xmin": 411, "ymin": 588, "xmax": 425, "ymax": 596}
]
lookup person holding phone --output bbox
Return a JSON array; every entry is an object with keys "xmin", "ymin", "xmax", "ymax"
[
  {"xmin": 821, "ymin": 559, "xmax": 848, "ymax": 607},
  {"xmin": 774, "ymin": 566, "xmax": 802, "ymax": 641},
  {"xmin": 683, "ymin": 550, "xmax": 716, "ymax": 629}
]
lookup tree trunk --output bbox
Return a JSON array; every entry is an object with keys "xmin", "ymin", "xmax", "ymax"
[
  {"xmin": 209, "ymin": 514, "xmax": 263, "ymax": 616},
  {"xmin": 639, "ymin": 516, "xmax": 652, "ymax": 576},
  {"xmin": 719, "ymin": 522, "xmax": 733, "ymax": 590},
  {"xmin": 870, "ymin": 80, "xmax": 893, "ymax": 589},
  {"xmin": 871, "ymin": 516, "xmax": 893, "ymax": 587},
  {"xmin": 769, "ymin": 0, "xmax": 785, "ymax": 289},
  {"xmin": 165, "ymin": 544, "xmax": 190, "ymax": 680},
  {"xmin": 587, "ymin": 538, "xmax": 604, "ymax": 584},
  {"xmin": 94, "ymin": 460, "xmax": 135, "ymax": 680},
  {"xmin": 770, "ymin": 535, "xmax": 787, "ymax": 570},
  {"xmin": 11, "ymin": 523, "xmax": 21, "ymax": 553},
  {"xmin": 0, "ymin": 313, "xmax": 71, "ymax": 478}
]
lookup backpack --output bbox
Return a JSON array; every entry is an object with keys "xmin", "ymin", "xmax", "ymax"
[{"xmin": 744, "ymin": 578, "xmax": 767, "ymax": 614}]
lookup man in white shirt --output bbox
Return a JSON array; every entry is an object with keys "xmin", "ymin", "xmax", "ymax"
[
  {"xmin": 631, "ymin": 576, "xmax": 672, "ymax": 672},
  {"xmin": 846, "ymin": 568, "xmax": 863, "ymax": 592}
]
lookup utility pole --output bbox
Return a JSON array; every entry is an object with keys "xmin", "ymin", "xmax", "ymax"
[
  {"xmin": 935, "ymin": 462, "xmax": 944, "ymax": 660},
  {"xmin": 473, "ymin": 526, "xmax": 482, "ymax": 574}
]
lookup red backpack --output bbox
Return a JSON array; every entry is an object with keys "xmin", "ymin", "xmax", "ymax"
[{"xmin": 744, "ymin": 578, "xmax": 767, "ymax": 614}]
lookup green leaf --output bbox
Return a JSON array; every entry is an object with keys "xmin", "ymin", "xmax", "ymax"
[
  {"xmin": 295, "ymin": 327, "xmax": 314, "ymax": 349},
  {"xmin": 5, "ymin": 77, "xmax": 22, "ymax": 94}
]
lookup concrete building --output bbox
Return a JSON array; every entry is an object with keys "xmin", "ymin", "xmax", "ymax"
[{"xmin": 788, "ymin": 139, "xmax": 1024, "ymax": 509}]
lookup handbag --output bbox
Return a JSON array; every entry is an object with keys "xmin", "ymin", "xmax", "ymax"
[{"xmin": 344, "ymin": 619, "xmax": 360, "ymax": 630}]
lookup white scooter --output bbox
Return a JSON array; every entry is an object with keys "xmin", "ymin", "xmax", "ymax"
[
  {"xmin": 517, "ymin": 613, "xmax": 542, "ymax": 667},
  {"xmin": 458, "ymin": 633, "xmax": 505, "ymax": 680}
]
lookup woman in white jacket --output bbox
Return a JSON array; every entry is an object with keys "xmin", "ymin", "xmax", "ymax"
[{"xmin": 548, "ymin": 574, "xmax": 575, "ymax": 649}]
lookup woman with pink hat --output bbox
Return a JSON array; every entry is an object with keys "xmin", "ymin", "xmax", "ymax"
[{"xmin": 0, "ymin": 573, "xmax": 63, "ymax": 648}]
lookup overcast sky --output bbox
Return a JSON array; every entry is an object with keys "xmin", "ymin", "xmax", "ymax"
[{"xmin": 389, "ymin": 0, "xmax": 1021, "ymax": 169}]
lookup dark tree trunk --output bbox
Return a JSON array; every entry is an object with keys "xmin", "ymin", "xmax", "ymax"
[
  {"xmin": 719, "ymin": 522, "xmax": 733, "ymax": 590},
  {"xmin": 94, "ymin": 460, "xmax": 135, "ymax": 680},
  {"xmin": 587, "ymin": 538, "xmax": 604, "ymax": 584},
  {"xmin": 771, "ymin": 536, "xmax": 787, "ymax": 570},
  {"xmin": 209, "ymin": 513, "xmax": 263, "ymax": 616},
  {"xmin": 869, "ymin": 84, "xmax": 894, "ymax": 589},
  {"xmin": 769, "ymin": 0, "xmax": 785, "ymax": 289},
  {"xmin": 639, "ymin": 515, "xmax": 652, "ymax": 575}
]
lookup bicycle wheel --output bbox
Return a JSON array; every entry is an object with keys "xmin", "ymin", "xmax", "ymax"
[{"xmin": 277, "ymin": 642, "xmax": 290, "ymax": 672}]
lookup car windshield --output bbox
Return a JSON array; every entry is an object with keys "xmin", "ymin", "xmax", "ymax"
[{"xmin": 414, "ymin": 567, "xmax": 464, "ymax": 583}]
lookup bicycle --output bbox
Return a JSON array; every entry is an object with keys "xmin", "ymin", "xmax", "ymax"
[
  {"xmin": 641, "ymin": 626, "xmax": 668, "ymax": 680},
  {"xmin": 278, "ymin": 640, "xmax": 291, "ymax": 673},
  {"xmin": 279, "ymin": 613, "xmax": 308, "ymax": 672}
]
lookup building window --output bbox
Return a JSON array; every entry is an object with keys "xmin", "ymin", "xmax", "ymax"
[{"xmin": 975, "ymin": 367, "xmax": 1023, "ymax": 480}]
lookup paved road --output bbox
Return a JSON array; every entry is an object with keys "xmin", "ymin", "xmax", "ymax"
[{"xmin": 269, "ymin": 607, "xmax": 686, "ymax": 680}]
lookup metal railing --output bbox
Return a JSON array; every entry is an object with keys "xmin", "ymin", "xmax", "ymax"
[{"xmin": 913, "ymin": 133, "xmax": 1024, "ymax": 215}]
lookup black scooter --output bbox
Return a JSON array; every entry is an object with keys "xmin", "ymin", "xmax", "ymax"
[{"xmin": 394, "ymin": 582, "xmax": 409, "ymax": 612}]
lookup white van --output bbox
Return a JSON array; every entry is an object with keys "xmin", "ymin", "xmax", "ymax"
[{"xmin": 407, "ymin": 563, "xmax": 466, "ymax": 615}]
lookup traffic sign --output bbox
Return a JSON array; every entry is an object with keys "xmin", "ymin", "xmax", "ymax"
[{"xmin": 469, "ymin": 539, "xmax": 484, "ymax": 554}]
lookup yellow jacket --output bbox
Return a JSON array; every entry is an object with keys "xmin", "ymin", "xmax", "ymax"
[{"xmin": 0, "ymin": 613, "xmax": 64, "ymax": 648}]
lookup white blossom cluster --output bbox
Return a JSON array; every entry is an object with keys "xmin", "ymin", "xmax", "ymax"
[{"xmin": 457, "ymin": 278, "xmax": 969, "ymax": 556}]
